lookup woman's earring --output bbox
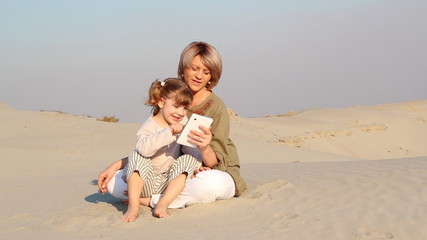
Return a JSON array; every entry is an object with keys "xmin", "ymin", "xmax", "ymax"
[{"xmin": 206, "ymin": 81, "xmax": 211, "ymax": 88}]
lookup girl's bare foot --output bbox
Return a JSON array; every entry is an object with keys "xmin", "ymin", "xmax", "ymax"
[
  {"xmin": 153, "ymin": 203, "xmax": 169, "ymax": 218},
  {"xmin": 121, "ymin": 206, "xmax": 139, "ymax": 222}
]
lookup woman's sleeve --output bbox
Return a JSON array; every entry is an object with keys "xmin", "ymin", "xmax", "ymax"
[
  {"xmin": 207, "ymin": 98, "xmax": 247, "ymax": 196},
  {"xmin": 209, "ymin": 105, "xmax": 232, "ymax": 170}
]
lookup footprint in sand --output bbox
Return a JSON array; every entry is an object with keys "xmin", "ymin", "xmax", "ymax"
[
  {"xmin": 259, "ymin": 211, "xmax": 300, "ymax": 233},
  {"xmin": 244, "ymin": 179, "xmax": 291, "ymax": 200},
  {"xmin": 278, "ymin": 138, "xmax": 303, "ymax": 148},
  {"xmin": 265, "ymin": 211, "xmax": 320, "ymax": 233},
  {"xmin": 359, "ymin": 124, "xmax": 388, "ymax": 132},
  {"xmin": 352, "ymin": 227, "xmax": 394, "ymax": 240},
  {"xmin": 416, "ymin": 117, "xmax": 426, "ymax": 123}
]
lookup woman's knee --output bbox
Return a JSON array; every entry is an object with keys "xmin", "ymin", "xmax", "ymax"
[
  {"xmin": 189, "ymin": 170, "xmax": 235, "ymax": 200},
  {"xmin": 107, "ymin": 170, "xmax": 128, "ymax": 199}
]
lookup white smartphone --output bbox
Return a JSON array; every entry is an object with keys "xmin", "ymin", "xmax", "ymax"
[{"xmin": 177, "ymin": 113, "xmax": 213, "ymax": 147}]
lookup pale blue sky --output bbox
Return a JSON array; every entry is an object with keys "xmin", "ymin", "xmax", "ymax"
[{"xmin": 1, "ymin": 0, "xmax": 426, "ymax": 122}]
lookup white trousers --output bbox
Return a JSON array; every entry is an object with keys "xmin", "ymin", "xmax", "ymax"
[{"xmin": 107, "ymin": 169, "xmax": 235, "ymax": 209}]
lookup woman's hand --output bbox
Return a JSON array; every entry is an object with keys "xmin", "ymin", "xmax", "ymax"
[
  {"xmin": 97, "ymin": 167, "xmax": 116, "ymax": 194},
  {"xmin": 188, "ymin": 125, "xmax": 212, "ymax": 150},
  {"xmin": 97, "ymin": 158, "xmax": 126, "ymax": 193},
  {"xmin": 188, "ymin": 125, "xmax": 218, "ymax": 168}
]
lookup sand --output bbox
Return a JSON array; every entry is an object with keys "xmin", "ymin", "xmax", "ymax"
[{"xmin": 1, "ymin": 100, "xmax": 426, "ymax": 240}]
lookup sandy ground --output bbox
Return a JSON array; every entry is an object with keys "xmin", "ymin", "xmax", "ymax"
[{"xmin": 1, "ymin": 100, "xmax": 426, "ymax": 240}]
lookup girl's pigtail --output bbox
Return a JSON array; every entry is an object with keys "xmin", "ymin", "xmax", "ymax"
[{"xmin": 146, "ymin": 81, "xmax": 163, "ymax": 115}]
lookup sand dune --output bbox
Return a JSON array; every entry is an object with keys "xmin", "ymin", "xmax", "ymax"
[{"xmin": 1, "ymin": 100, "xmax": 426, "ymax": 240}]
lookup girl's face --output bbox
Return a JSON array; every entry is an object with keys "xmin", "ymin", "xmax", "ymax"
[
  {"xmin": 183, "ymin": 55, "xmax": 212, "ymax": 94},
  {"xmin": 158, "ymin": 96, "xmax": 187, "ymax": 125}
]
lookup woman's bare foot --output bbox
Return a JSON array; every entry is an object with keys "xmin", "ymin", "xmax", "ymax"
[
  {"xmin": 121, "ymin": 206, "xmax": 139, "ymax": 222},
  {"xmin": 153, "ymin": 203, "xmax": 169, "ymax": 218},
  {"xmin": 123, "ymin": 191, "xmax": 151, "ymax": 207}
]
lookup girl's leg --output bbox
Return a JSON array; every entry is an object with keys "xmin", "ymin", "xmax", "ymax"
[
  {"xmin": 107, "ymin": 170, "xmax": 152, "ymax": 207},
  {"xmin": 121, "ymin": 171, "xmax": 143, "ymax": 222},
  {"xmin": 153, "ymin": 173, "xmax": 187, "ymax": 218},
  {"xmin": 122, "ymin": 192, "xmax": 151, "ymax": 207}
]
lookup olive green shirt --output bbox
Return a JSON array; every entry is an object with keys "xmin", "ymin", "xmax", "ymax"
[{"xmin": 188, "ymin": 92, "xmax": 247, "ymax": 196}]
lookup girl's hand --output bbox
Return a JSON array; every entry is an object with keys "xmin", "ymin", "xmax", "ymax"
[
  {"xmin": 194, "ymin": 166, "xmax": 212, "ymax": 175},
  {"xmin": 170, "ymin": 122, "xmax": 184, "ymax": 135},
  {"xmin": 188, "ymin": 125, "xmax": 212, "ymax": 150}
]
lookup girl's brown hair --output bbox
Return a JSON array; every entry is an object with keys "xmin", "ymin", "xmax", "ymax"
[{"xmin": 146, "ymin": 78, "xmax": 193, "ymax": 116}]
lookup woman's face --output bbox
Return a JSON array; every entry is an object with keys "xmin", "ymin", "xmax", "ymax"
[{"xmin": 183, "ymin": 55, "xmax": 212, "ymax": 94}]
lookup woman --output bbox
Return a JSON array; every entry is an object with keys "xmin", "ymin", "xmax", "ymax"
[{"xmin": 98, "ymin": 41, "xmax": 246, "ymax": 209}]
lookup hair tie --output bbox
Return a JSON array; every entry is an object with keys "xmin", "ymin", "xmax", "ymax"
[{"xmin": 160, "ymin": 81, "xmax": 165, "ymax": 87}]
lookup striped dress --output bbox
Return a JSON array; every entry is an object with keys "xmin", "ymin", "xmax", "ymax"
[{"xmin": 122, "ymin": 116, "xmax": 201, "ymax": 198}]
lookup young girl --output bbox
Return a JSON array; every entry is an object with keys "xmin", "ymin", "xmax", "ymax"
[{"xmin": 120, "ymin": 78, "xmax": 201, "ymax": 222}]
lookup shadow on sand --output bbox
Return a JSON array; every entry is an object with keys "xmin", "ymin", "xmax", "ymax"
[{"xmin": 85, "ymin": 179, "xmax": 127, "ymax": 213}]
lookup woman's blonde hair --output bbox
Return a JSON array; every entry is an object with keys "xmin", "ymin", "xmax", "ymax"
[
  {"xmin": 177, "ymin": 41, "xmax": 222, "ymax": 90},
  {"xmin": 146, "ymin": 78, "xmax": 193, "ymax": 116}
]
